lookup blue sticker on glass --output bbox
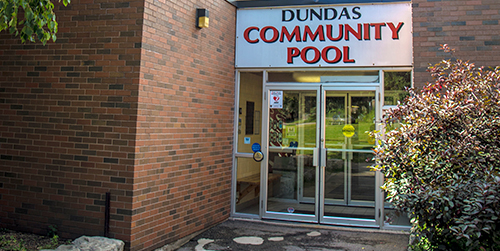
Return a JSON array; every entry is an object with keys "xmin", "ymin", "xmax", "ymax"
[{"xmin": 251, "ymin": 143, "xmax": 261, "ymax": 153}]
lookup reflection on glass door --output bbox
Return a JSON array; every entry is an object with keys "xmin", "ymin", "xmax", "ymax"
[
  {"xmin": 322, "ymin": 91, "xmax": 377, "ymax": 224},
  {"xmin": 264, "ymin": 87, "xmax": 378, "ymax": 225},
  {"xmin": 266, "ymin": 89, "xmax": 318, "ymax": 222}
]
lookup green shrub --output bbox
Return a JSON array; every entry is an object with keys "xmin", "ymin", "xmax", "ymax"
[
  {"xmin": 372, "ymin": 45, "xmax": 500, "ymax": 250},
  {"xmin": 0, "ymin": 235, "xmax": 27, "ymax": 251}
]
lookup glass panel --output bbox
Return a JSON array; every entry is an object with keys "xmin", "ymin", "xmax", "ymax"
[
  {"xmin": 323, "ymin": 205, "xmax": 375, "ymax": 220},
  {"xmin": 350, "ymin": 152, "xmax": 375, "ymax": 202},
  {"xmin": 325, "ymin": 95, "xmax": 346, "ymax": 150},
  {"xmin": 323, "ymin": 151, "xmax": 375, "ymax": 219},
  {"xmin": 267, "ymin": 149, "xmax": 316, "ymax": 215},
  {"xmin": 267, "ymin": 90, "xmax": 316, "ymax": 215},
  {"xmin": 235, "ymin": 157, "xmax": 261, "ymax": 215},
  {"xmin": 323, "ymin": 91, "xmax": 376, "ymax": 220},
  {"xmin": 268, "ymin": 71, "xmax": 379, "ymax": 83},
  {"xmin": 238, "ymin": 72, "xmax": 263, "ymax": 153},
  {"xmin": 384, "ymin": 71, "xmax": 411, "ymax": 106},
  {"xmin": 269, "ymin": 91, "xmax": 317, "ymax": 149},
  {"xmin": 385, "ymin": 205, "xmax": 411, "ymax": 227},
  {"xmin": 350, "ymin": 94, "xmax": 376, "ymax": 149},
  {"xmin": 324, "ymin": 150, "xmax": 345, "ymax": 201}
]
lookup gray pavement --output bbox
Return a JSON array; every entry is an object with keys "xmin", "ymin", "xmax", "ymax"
[{"xmin": 174, "ymin": 218, "xmax": 409, "ymax": 251}]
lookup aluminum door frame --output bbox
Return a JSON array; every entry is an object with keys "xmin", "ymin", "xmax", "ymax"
[
  {"xmin": 261, "ymin": 84, "xmax": 321, "ymax": 223},
  {"xmin": 260, "ymin": 83, "xmax": 384, "ymax": 227},
  {"xmin": 319, "ymin": 84, "xmax": 382, "ymax": 227},
  {"xmin": 293, "ymin": 90, "xmax": 377, "ymax": 208},
  {"xmin": 298, "ymin": 91, "xmax": 347, "ymax": 205}
]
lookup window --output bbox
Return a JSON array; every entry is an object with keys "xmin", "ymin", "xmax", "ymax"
[
  {"xmin": 268, "ymin": 71, "xmax": 379, "ymax": 83},
  {"xmin": 384, "ymin": 71, "xmax": 411, "ymax": 106},
  {"xmin": 245, "ymin": 101, "xmax": 254, "ymax": 135},
  {"xmin": 237, "ymin": 72, "xmax": 262, "ymax": 154}
]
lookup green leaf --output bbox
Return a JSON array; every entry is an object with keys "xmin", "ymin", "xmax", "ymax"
[
  {"xmin": 0, "ymin": 0, "xmax": 69, "ymax": 44},
  {"xmin": 24, "ymin": 25, "xmax": 33, "ymax": 37}
]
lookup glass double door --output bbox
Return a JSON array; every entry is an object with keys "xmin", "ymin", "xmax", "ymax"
[{"xmin": 263, "ymin": 85, "xmax": 380, "ymax": 226}]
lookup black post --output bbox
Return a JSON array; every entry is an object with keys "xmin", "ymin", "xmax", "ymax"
[{"xmin": 104, "ymin": 192, "xmax": 110, "ymax": 237}]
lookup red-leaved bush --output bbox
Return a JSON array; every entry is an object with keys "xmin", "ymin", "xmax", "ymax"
[{"xmin": 373, "ymin": 45, "xmax": 500, "ymax": 250}]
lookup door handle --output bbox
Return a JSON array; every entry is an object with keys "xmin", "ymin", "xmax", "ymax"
[
  {"xmin": 314, "ymin": 148, "xmax": 327, "ymax": 167},
  {"xmin": 313, "ymin": 148, "xmax": 318, "ymax": 167}
]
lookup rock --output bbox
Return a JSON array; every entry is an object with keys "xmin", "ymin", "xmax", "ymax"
[{"xmin": 41, "ymin": 236, "xmax": 124, "ymax": 251}]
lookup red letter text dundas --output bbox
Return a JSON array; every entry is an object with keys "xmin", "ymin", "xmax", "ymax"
[{"xmin": 242, "ymin": 7, "xmax": 405, "ymax": 65}]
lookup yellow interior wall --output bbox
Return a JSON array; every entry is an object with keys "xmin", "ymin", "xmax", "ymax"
[
  {"xmin": 237, "ymin": 72, "xmax": 262, "ymax": 179},
  {"xmin": 236, "ymin": 157, "xmax": 261, "ymax": 180}
]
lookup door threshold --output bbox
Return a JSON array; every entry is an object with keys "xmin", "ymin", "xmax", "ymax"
[{"xmin": 230, "ymin": 216, "xmax": 395, "ymax": 232}]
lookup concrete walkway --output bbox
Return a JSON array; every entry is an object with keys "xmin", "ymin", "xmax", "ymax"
[{"xmin": 173, "ymin": 218, "xmax": 409, "ymax": 251}]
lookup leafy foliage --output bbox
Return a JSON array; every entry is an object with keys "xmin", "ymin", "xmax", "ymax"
[
  {"xmin": 0, "ymin": 235, "xmax": 27, "ymax": 251},
  {"xmin": 47, "ymin": 225, "xmax": 58, "ymax": 238},
  {"xmin": 384, "ymin": 71, "xmax": 412, "ymax": 91},
  {"xmin": 0, "ymin": 0, "xmax": 70, "ymax": 45},
  {"xmin": 40, "ymin": 235, "xmax": 62, "ymax": 250},
  {"xmin": 372, "ymin": 45, "xmax": 500, "ymax": 250},
  {"xmin": 0, "ymin": 228, "xmax": 70, "ymax": 250},
  {"xmin": 384, "ymin": 71, "xmax": 412, "ymax": 105}
]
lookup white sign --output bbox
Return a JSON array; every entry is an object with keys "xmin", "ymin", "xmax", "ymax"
[
  {"xmin": 235, "ymin": 3, "xmax": 412, "ymax": 68},
  {"xmin": 244, "ymin": 137, "xmax": 251, "ymax": 144},
  {"xmin": 270, "ymin": 91, "xmax": 283, "ymax": 108}
]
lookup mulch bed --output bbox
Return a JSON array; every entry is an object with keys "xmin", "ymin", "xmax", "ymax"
[{"xmin": 0, "ymin": 229, "xmax": 71, "ymax": 251}]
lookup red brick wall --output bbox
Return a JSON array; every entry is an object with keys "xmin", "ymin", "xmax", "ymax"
[
  {"xmin": 0, "ymin": 0, "xmax": 143, "ymax": 246},
  {"xmin": 0, "ymin": 0, "xmax": 235, "ymax": 250},
  {"xmin": 413, "ymin": 0, "xmax": 500, "ymax": 88},
  {"xmin": 131, "ymin": 0, "xmax": 236, "ymax": 250}
]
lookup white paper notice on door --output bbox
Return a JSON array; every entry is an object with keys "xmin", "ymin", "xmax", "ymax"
[{"xmin": 270, "ymin": 91, "xmax": 283, "ymax": 109}]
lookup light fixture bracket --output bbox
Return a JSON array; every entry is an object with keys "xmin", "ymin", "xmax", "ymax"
[{"xmin": 196, "ymin": 9, "xmax": 209, "ymax": 28}]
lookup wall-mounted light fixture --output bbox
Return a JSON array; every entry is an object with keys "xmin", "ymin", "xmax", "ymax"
[{"xmin": 196, "ymin": 9, "xmax": 209, "ymax": 28}]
